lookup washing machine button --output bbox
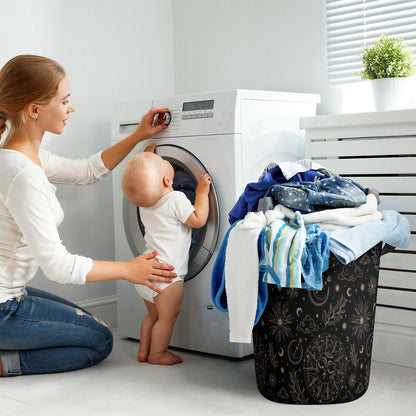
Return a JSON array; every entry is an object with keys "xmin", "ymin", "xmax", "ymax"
[{"xmin": 153, "ymin": 111, "xmax": 171, "ymax": 127}]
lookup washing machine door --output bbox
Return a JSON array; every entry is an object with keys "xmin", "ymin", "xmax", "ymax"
[{"xmin": 123, "ymin": 144, "xmax": 220, "ymax": 281}]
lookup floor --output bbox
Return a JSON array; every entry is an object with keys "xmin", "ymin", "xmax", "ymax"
[{"xmin": 1, "ymin": 330, "xmax": 415, "ymax": 416}]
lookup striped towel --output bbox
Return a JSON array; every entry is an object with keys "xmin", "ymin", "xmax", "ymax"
[{"xmin": 259, "ymin": 212, "xmax": 306, "ymax": 288}]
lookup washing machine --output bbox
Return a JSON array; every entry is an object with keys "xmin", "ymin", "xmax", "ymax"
[{"xmin": 112, "ymin": 89, "xmax": 319, "ymax": 358}]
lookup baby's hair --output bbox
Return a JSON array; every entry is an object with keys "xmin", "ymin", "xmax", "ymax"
[{"xmin": 122, "ymin": 153, "xmax": 162, "ymax": 207}]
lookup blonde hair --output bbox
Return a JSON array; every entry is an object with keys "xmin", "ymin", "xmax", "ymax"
[{"xmin": 0, "ymin": 55, "xmax": 66, "ymax": 145}]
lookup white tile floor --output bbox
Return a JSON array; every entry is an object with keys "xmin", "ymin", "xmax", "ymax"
[{"xmin": 1, "ymin": 330, "xmax": 415, "ymax": 416}]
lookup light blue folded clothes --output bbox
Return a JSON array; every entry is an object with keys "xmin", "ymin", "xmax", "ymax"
[{"xmin": 328, "ymin": 210, "xmax": 410, "ymax": 264}]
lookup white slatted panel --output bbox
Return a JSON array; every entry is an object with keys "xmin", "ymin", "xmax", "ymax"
[
  {"xmin": 346, "ymin": 176, "xmax": 415, "ymax": 193},
  {"xmin": 303, "ymin": 111, "xmax": 416, "ymax": 367},
  {"xmin": 307, "ymin": 126, "xmax": 416, "ymax": 326},
  {"xmin": 309, "ymin": 136, "xmax": 416, "ymax": 157},
  {"xmin": 312, "ymin": 156, "xmax": 416, "ymax": 174},
  {"xmin": 377, "ymin": 288, "xmax": 416, "ymax": 309},
  {"xmin": 379, "ymin": 269, "xmax": 416, "ymax": 290},
  {"xmin": 326, "ymin": 0, "xmax": 416, "ymax": 83},
  {"xmin": 380, "ymin": 252, "xmax": 416, "ymax": 270},
  {"xmin": 375, "ymin": 306, "xmax": 415, "ymax": 326}
]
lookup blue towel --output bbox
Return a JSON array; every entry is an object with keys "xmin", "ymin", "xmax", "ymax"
[
  {"xmin": 329, "ymin": 210, "xmax": 410, "ymax": 264},
  {"xmin": 301, "ymin": 224, "xmax": 330, "ymax": 289}
]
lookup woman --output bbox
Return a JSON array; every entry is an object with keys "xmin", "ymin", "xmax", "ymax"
[{"xmin": 0, "ymin": 55, "xmax": 175, "ymax": 376}]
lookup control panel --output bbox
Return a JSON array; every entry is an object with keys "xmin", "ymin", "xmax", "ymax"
[{"xmin": 113, "ymin": 89, "xmax": 320, "ymax": 140}]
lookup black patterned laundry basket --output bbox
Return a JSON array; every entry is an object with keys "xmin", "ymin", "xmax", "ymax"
[{"xmin": 253, "ymin": 243, "xmax": 384, "ymax": 404}]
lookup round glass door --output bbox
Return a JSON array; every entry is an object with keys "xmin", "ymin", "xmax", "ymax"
[{"xmin": 123, "ymin": 144, "xmax": 220, "ymax": 281}]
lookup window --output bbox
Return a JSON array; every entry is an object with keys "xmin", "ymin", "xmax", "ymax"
[{"xmin": 326, "ymin": 0, "xmax": 416, "ymax": 83}]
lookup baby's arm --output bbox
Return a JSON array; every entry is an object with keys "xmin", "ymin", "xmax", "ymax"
[{"xmin": 185, "ymin": 172, "xmax": 211, "ymax": 229}]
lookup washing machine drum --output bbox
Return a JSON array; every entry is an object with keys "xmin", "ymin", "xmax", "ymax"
[{"xmin": 123, "ymin": 145, "xmax": 219, "ymax": 281}]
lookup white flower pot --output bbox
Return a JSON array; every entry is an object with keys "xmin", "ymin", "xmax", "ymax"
[{"xmin": 371, "ymin": 77, "xmax": 414, "ymax": 111}]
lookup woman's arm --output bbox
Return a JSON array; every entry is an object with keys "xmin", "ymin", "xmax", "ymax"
[
  {"xmin": 87, "ymin": 251, "xmax": 175, "ymax": 294},
  {"xmin": 9, "ymin": 163, "xmax": 175, "ymax": 289},
  {"xmin": 101, "ymin": 107, "xmax": 169, "ymax": 171}
]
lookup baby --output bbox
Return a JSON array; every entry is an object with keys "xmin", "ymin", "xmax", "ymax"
[{"xmin": 121, "ymin": 146, "xmax": 211, "ymax": 365}]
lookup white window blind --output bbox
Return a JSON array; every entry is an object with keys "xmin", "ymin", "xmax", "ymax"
[{"xmin": 326, "ymin": 0, "xmax": 416, "ymax": 83}]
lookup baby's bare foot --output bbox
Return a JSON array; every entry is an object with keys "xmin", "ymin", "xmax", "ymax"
[
  {"xmin": 137, "ymin": 349, "xmax": 148, "ymax": 362},
  {"xmin": 148, "ymin": 351, "xmax": 183, "ymax": 365}
]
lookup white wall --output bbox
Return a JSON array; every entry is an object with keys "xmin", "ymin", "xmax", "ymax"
[
  {"xmin": 172, "ymin": 0, "xmax": 342, "ymax": 115},
  {"xmin": 1, "ymin": 0, "xmax": 174, "ymax": 315},
  {"xmin": 2, "ymin": 0, "xmax": 349, "ymax": 322}
]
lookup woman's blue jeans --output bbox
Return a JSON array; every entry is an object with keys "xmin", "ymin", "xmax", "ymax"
[{"xmin": 0, "ymin": 287, "xmax": 113, "ymax": 376}]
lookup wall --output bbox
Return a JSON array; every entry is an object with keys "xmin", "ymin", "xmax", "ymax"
[
  {"xmin": 1, "ymin": 0, "xmax": 174, "ymax": 324},
  {"xmin": 172, "ymin": 0, "xmax": 342, "ymax": 115},
  {"xmin": 2, "ymin": 0, "xmax": 352, "ymax": 325}
]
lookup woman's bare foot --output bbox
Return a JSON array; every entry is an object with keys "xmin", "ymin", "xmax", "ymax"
[{"xmin": 148, "ymin": 351, "xmax": 183, "ymax": 365}]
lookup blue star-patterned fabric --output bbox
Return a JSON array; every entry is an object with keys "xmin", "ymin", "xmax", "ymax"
[{"xmin": 268, "ymin": 176, "xmax": 367, "ymax": 213}]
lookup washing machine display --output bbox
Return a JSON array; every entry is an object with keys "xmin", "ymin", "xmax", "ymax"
[{"xmin": 112, "ymin": 89, "xmax": 320, "ymax": 358}]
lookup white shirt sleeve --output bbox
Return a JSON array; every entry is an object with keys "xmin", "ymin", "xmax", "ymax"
[
  {"xmin": 7, "ymin": 163, "xmax": 92, "ymax": 285},
  {"xmin": 39, "ymin": 149, "xmax": 111, "ymax": 184},
  {"xmin": 170, "ymin": 191, "xmax": 195, "ymax": 223}
]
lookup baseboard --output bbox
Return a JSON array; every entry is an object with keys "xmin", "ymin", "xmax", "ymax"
[
  {"xmin": 372, "ymin": 322, "xmax": 416, "ymax": 368},
  {"xmin": 77, "ymin": 295, "xmax": 118, "ymax": 328}
]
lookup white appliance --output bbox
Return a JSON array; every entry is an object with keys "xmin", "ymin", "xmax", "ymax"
[{"xmin": 112, "ymin": 89, "xmax": 319, "ymax": 358}]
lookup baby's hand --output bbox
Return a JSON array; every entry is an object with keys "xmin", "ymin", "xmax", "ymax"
[{"xmin": 196, "ymin": 172, "xmax": 211, "ymax": 195}]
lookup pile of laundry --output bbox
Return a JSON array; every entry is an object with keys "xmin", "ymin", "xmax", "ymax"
[{"xmin": 211, "ymin": 159, "xmax": 410, "ymax": 343}]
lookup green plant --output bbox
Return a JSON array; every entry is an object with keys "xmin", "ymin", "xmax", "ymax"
[{"xmin": 359, "ymin": 35, "xmax": 415, "ymax": 80}]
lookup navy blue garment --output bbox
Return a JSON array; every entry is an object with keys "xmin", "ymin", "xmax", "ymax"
[
  {"xmin": 229, "ymin": 166, "xmax": 327, "ymax": 224},
  {"xmin": 268, "ymin": 175, "xmax": 367, "ymax": 213}
]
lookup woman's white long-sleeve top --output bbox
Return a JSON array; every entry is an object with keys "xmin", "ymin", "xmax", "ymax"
[{"xmin": 0, "ymin": 149, "xmax": 110, "ymax": 303}]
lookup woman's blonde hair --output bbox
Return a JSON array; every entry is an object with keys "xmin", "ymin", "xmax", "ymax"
[{"xmin": 0, "ymin": 55, "xmax": 66, "ymax": 145}]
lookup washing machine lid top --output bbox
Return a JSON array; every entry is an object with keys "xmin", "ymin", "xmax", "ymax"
[{"xmin": 123, "ymin": 145, "xmax": 219, "ymax": 280}]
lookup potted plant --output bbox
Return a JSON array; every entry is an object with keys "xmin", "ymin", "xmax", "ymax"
[{"xmin": 359, "ymin": 35, "xmax": 416, "ymax": 111}]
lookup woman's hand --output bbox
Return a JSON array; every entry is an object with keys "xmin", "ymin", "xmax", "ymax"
[
  {"xmin": 134, "ymin": 107, "xmax": 169, "ymax": 142},
  {"xmin": 87, "ymin": 251, "xmax": 175, "ymax": 291},
  {"xmin": 144, "ymin": 144, "xmax": 156, "ymax": 153},
  {"xmin": 100, "ymin": 108, "xmax": 169, "ymax": 171},
  {"xmin": 125, "ymin": 251, "xmax": 176, "ymax": 293}
]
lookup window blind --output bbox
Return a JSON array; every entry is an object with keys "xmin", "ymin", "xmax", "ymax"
[{"xmin": 326, "ymin": 0, "xmax": 416, "ymax": 83}]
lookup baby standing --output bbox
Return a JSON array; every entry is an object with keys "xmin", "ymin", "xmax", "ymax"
[{"xmin": 122, "ymin": 147, "xmax": 211, "ymax": 365}]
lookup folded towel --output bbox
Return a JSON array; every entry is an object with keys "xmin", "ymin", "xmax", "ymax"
[{"xmin": 328, "ymin": 210, "xmax": 411, "ymax": 264}]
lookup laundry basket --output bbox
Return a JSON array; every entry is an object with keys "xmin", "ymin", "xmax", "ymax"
[{"xmin": 253, "ymin": 243, "xmax": 385, "ymax": 404}]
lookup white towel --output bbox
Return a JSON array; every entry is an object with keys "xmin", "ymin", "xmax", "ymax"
[
  {"xmin": 224, "ymin": 208, "xmax": 284, "ymax": 343},
  {"xmin": 278, "ymin": 159, "xmax": 328, "ymax": 180}
]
